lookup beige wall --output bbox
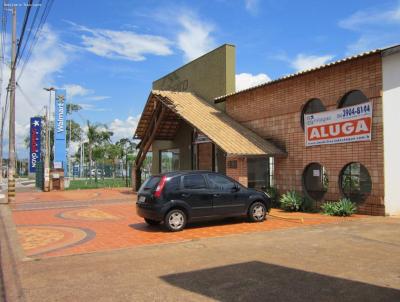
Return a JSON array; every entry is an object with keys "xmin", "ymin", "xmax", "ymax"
[
  {"xmin": 383, "ymin": 50, "xmax": 400, "ymax": 215},
  {"xmin": 153, "ymin": 44, "xmax": 235, "ymax": 110},
  {"xmin": 150, "ymin": 44, "xmax": 236, "ymax": 174}
]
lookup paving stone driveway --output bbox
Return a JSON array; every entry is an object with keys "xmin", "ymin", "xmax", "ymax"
[{"xmin": 11, "ymin": 188, "xmax": 364, "ymax": 258}]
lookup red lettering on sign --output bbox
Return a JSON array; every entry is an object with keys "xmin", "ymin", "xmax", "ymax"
[{"xmin": 307, "ymin": 117, "xmax": 371, "ymax": 141}]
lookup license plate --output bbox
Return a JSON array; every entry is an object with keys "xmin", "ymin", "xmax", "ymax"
[{"xmin": 138, "ymin": 196, "xmax": 146, "ymax": 203}]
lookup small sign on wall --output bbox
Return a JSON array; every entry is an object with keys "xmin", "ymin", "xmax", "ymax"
[
  {"xmin": 305, "ymin": 101, "xmax": 373, "ymax": 147},
  {"xmin": 313, "ymin": 170, "xmax": 320, "ymax": 177},
  {"xmin": 228, "ymin": 160, "xmax": 238, "ymax": 169}
]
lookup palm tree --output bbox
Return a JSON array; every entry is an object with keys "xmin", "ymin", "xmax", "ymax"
[
  {"xmin": 86, "ymin": 121, "xmax": 113, "ymax": 181},
  {"xmin": 116, "ymin": 138, "xmax": 136, "ymax": 185}
]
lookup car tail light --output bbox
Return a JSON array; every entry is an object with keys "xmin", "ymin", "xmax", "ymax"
[{"xmin": 154, "ymin": 176, "xmax": 167, "ymax": 198}]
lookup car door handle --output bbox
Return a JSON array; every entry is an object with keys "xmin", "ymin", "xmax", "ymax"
[
  {"xmin": 181, "ymin": 193, "xmax": 190, "ymax": 198},
  {"xmin": 213, "ymin": 194, "xmax": 221, "ymax": 198}
]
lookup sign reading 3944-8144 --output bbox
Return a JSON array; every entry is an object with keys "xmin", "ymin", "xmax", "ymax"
[{"xmin": 305, "ymin": 101, "xmax": 373, "ymax": 147}]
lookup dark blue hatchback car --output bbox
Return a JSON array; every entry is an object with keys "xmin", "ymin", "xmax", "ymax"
[{"xmin": 136, "ymin": 171, "xmax": 271, "ymax": 231}]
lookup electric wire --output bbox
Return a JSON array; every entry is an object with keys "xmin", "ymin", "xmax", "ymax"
[
  {"xmin": 16, "ymin": 0, "xmax": 42, "ymax": 67},
  {"xmin": 17, "ymin": 0, "xmax": 54, "ymax": 81},
  {"xmin": 13, "ymin": 0, "xmax": 33, "ymax": 68}
]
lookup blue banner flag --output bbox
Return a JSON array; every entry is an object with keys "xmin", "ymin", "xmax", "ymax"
[
  {"xmin": 29, "ymin": 117, "xmax": 42, "ymax": 173},
  {"xmin": 54, "ymin": 89, "xmax": 67, "ymax": 168}
]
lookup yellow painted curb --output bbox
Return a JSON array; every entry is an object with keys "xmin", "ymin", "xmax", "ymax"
[{"xmin": 269, "ymin": 213, "xmax": 304, "ymax": 223}]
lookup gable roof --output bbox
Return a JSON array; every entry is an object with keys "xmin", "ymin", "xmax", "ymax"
[{"xmin": 134, "ymin": 90, "xmax": 286, "ymax": 157}]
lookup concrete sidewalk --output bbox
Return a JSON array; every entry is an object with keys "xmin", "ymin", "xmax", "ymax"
[{"xmin": 9, "ymin": 216, "xmax": 400, "ymax": 302}]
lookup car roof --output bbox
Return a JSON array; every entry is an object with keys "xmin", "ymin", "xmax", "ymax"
[{"xmin": 155, "ymin": 170, "xmax": 222, "ymax": 178}]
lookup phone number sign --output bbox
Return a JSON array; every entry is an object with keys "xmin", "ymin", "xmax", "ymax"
[{"xmin": 305, "ymin": 101, "xmax": 373, "ymax": 147}]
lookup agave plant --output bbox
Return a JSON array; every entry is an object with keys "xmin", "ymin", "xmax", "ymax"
[
  {"xmin": 280, "ymin": 190, "xmax": 303, "ymax": 212},
  {"xmin": 321, "ymin": 198, "xmax": 357, "ymax": 216}
]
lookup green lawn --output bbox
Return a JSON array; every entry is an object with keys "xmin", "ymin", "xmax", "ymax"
[{"xmin": 67, "ymin": 178, "xmax": 130, "ymax": 190}]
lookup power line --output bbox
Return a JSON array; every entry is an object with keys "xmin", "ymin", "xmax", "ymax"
[
  {"xmin": 13, "ymin": 0, "xmax": 33, "ymax": 68},
  {"xmin": 17, "ymin": 0, "xmax": 54, "ymax": 81},
  {"xmin": 16, "ymin": 0, "xmax": 42, "ymax": 67}
]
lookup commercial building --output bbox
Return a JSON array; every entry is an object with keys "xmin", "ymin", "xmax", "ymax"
[{"xmin": 133, "ymin": 44, "xmax": 400, "ymax": 216}]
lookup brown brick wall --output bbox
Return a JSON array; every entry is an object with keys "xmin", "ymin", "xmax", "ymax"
[
  {"xmin": 226, "ymin": 157, "xmax": 248, "ymax": 186},
  {"xmin": 225, "ymin": 53, "xmax": 384, "ymax": 215},
  {"xmin": 198, "ymin": 143, "xmax": 213, "ymax": 170}
]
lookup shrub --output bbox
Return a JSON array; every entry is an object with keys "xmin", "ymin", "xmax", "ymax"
[
  {"xmin": 321, "ymin": 198, "xmax": 357, "ymax": 216},
  {"xmin": 280, "ymin": 190, "xmax": 303, "ymax": 212},
  {"xmin": 301, "ymin": 196, "xmax": 317, "ymax": 213},
  {"xmin": 265, "ymin": 187, "xmax": 279, "ymax": 208}
]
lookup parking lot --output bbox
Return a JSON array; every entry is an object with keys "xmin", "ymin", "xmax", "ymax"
[{"xmin": 12, "ymin": 188, "xmax": 364, "ymax": 258}]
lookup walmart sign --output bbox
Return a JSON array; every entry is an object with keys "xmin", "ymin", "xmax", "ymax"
[{"xmin": 54, "ymin": 89, "xmax": 66, "ymax": 168}]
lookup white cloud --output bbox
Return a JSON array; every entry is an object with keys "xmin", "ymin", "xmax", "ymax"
[
  {"xmin": 109, "ymin": 115, "xmax": 140, "ymax": 142},
  {"xmin": 1, "ymin": 25, "xmax": 72, "ymax": 158},
  {"xmin": 63, "ymin": 84, "xmax": 93, "ymax": 98},
  {"xmin": 235, "ymin": 73, "xmax": 270, "ymax": 91},
  {"xmin": 78, "ymin": 103, "xmax": 109, "ymax": 112},
  {"xmin": 339, "ymin": 4, "xmax": 400, "ymax": 55},
  {"xmin": 84, "ymin": 95, "xmax": 110, "ymax": 101},
  {"xmin": 339, "ymin": 5, "xmax": 400, "ymax": 30},
  {"xmin": 244, "ymin": 0, "xmax": 260, "ymax": 14},
  {"xmin": 290, "ymin": 54, "xmax": 334, "ymax": 71},
  {"xmin": 69, "ymin": 21, "xmax": 173, "ymax": 61},
  {"xmin": 177, "ymin": 13, "xmax": 216, "ymax": 61}
]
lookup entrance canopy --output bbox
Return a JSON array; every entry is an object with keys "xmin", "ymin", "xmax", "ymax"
[{"xmin": 134, "ymin": 90, "xmax": 285, "ymax": 157}]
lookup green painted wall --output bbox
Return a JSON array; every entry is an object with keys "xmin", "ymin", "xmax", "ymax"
[{"xmin": 150, "ymin": 44, "xmax": 236, "ymax": 174}]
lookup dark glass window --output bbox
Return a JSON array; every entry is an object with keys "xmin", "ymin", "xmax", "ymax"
[
  {"xmin": 207, "ymin": 174, "xmax": 235, "ymax": 191},
  {"xmin": 303, "ymin": 163, "xmax": 329, "ymax": 200},
  {"xmin": 338, "ymin": 90, "xmax": 369, "ymax": 108},
  {"xmin": 183, "ymin": 174, "xmax": 207, "ymax": 189},
  {"xmin": 165, "ymin": 176, "xmax": 181, "ymax": 192},
  {"xmin": 301, "ymin": 98, "xmax": 326, "ymax": 129},
  {"xmin": 139, "ymin": 176, "xmax": 160, "ymax": 192},
  {"xmin": 247, "ymin": 157, "xmax": 274, "ymax": 190},
  {"xmin": 340, "ymin": 163, "xmax": 372, "ymax": 202}
]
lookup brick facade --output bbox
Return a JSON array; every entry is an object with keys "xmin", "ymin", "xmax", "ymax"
[
  {"xmin": 226, "ymin": 157, "xmax": 248, "ymax": 186},
  {"xmin": 224, "ymin": 53, "xmax": 384, "ymax": 215},
  {"xmin": 198, "ymin": 143, "xmax": 213, "ymax": 170}
]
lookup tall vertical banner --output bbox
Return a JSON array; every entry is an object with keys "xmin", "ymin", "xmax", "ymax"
[
  {"xmin": 29, "ymin": 117, "xmax": 42, "ymax": 173},
  {"xmin": 54, "ymin": 89, "xmax": 67, "ymax": 168}
]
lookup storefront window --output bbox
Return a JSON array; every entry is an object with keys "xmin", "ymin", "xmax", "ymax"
[
  {"xmin": 303, "ymin": 163, "xmax": 329, "ymax": 200},
  {"xmin": 301, "ymin": 98, "xmax": 326, "ymax": 129},
  {"xmin": 160, "ymin": 149, "xmax": 180, "ymax": 173},
  {"xmin": 340, "ymin": 162, "xmax": 372, "ymax": 202},
  {"xmin": 247, "ymin": 157, "xmax": 274, "ymax": 190},
  {"xmin": 338, "ymin": 90, "xmax": 369, "ymax": 108}
]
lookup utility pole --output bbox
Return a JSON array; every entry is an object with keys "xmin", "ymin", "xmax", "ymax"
[
  {"xmin": 7, "ymin": 7, "xmax": 16, "ymax": 203},
  {"xmin": 0, "ymin": 106, "xmax": 4, "ymax": 183},
  {"xmin": 43, "ymin": 105, "xmax": 49, "ymax": 191}
]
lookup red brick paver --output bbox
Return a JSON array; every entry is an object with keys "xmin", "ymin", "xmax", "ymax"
[{"xmin": 12, "ymin": 189, "xmax": 365, "ymax": 258}]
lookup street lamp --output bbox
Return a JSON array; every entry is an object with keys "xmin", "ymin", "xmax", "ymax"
[{"xmin": 43, "ymin": 87, "xmax": 55, "ymax": 191}]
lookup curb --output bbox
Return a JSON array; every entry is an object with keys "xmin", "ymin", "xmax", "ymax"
[{"xmin": 0, "ymin": 205, "xmax": 26, "ymax": 301}]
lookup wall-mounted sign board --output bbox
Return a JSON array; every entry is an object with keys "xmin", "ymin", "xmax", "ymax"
[{"xmin": 305, "ymin": 101, "xmax": 373, "ymax": 147}]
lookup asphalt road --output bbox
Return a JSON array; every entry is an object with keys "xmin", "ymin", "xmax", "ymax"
[{"xmin": 14, "ymin": 216, "xmax": 400, "ymax": 302}]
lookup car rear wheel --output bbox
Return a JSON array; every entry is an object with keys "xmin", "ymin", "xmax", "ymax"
[
  {"xmin": 144, "ymin": 218, "xmax": 161, "ymax": 225},
  {"xmin": 165, "ymin": 209, "xmax": 187, "ymax": 232},
  {"xmin": 248, "ymin": 202, "xmax": 267, "ymax": 222}
]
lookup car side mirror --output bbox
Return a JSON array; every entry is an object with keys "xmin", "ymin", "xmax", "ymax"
[{"xmin": 231, "ymin": 185, "xmax": 240, "ymax": 192}]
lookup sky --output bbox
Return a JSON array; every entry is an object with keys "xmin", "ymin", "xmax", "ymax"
[{"xmin": 2, "ymin": 0, "xmax": 400, "ymax": 158}]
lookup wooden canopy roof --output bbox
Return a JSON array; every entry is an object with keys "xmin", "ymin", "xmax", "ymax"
[{"xmin": 134, "ymin": 90, "xmax": 285, "ymax": 157}]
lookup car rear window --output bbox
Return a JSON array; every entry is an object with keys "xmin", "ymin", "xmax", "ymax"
[{"xmin": 139, "ymin": 176, "xmax": 161, "ymax": 192}]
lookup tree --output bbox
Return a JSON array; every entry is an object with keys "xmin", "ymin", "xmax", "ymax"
[
  {"xmin": 86, "ymin": 121, "xmax": 113, "ymax": 181},
  {"xmin": 116, "ymin": 138, "xmax": 136, "ymax": 185}
]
